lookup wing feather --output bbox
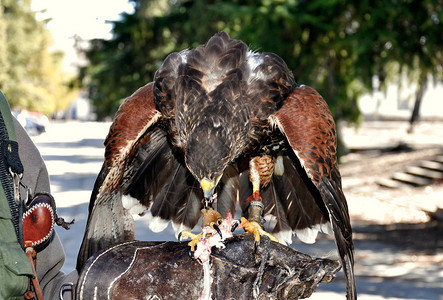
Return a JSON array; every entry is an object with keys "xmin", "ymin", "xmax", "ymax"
[
  {"xmin": 280, "ymin": 155, "xmax": 329, "ymax": 231},
  {"xmin": 121, "ymin": 128, "xmax": 203, "ymax": 235},
  {"xmin": 261, "ymin": 177, "xmax": 293, "ymax": 244},
  {"xmin": 122, "ymin": 127, "xmax": 173, "ymax": 205},
  {"xmin": 149, "ymin": 161, "xmax": 196, "ymax": 226},
  {"xmin": 215, "ymin": 164, "xmax": 239, "ymax": 217},
  {"xmin": 238, "ymin": 163, "xmax": 252, "ymax": 215},
  {"xmin": 118, "ymin": 124, "xmax": 203, "ymax": 236},
  {"xmin": 319, "ymin": 176, "xmax": 355, "ymax": 300},
  {"xmin": 248, "ymin": 153, "xmax": 331, "ymax": 245},
  {"xmin": 269, "ymin": 85, "xmax": 356, "ymax": 300},
  {"xmin": 172, "ymin": 175, "xmax": 202, "ymax": 230},
  {"xmin": 77, "ymin": 83, "xmax": 161, "ymax": 271}
]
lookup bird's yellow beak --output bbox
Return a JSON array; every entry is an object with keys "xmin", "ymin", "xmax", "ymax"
[
  {"xmin": 200, "ymin": 178, "xmax": 215, "ymax": 192},
  {"xmin": 201, "ymin": 178, "xmax": 215, "ymax": 205},
  {"xmin": 200, "ymin": 175, "xmax": 222, "ymax": 204}
]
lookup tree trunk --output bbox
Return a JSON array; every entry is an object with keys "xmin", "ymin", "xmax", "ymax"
[{"xmin": 408, "ymin": 77, "xmax": 427, "ymax": 134}]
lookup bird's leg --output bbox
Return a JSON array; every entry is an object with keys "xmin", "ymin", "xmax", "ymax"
[
  {"xmin": 240, "ymin": 205, "xmax": 279, "ymax": 251},
  {"xmin": 245, "ymin": 157, "xmax": 263, "ymax": 203},
  {"xmin": 241, "ymin": 156, "xmax": 279, "ymax": 250}
]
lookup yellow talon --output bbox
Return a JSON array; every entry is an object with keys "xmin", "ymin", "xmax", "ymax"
[
  {"xmin": 179, "ymin": 208, "xmax": 226, "ymax": 255},
  {"xmin": 240, "ymin": 217, "xmax": 279, "ymax": 247},
  {"xmin": 179, "ymin": 230, "xmax": 203, "ymax": 252}
]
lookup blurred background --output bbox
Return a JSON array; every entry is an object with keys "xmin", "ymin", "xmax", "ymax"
[{"xmin": 1, "ymin": 0, "xmax": 442, "ymax": 299}]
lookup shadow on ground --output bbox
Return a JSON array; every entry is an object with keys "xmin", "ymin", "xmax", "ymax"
[{"xmin": 355, "ymin": 220, "xmax": 443, "ymax": 254}]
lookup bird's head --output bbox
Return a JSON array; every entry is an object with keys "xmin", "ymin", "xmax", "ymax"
[{"xmin": 184, "ymin": 121, "xmax": 233, "ymax": 204}]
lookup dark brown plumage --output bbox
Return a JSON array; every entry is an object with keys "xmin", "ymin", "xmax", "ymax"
[{"xmin": 77, "ymin": 32, "xmax": 356, "ymax": 299}]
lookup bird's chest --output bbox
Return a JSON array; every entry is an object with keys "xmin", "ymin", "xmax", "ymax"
[{"xmin": 243, "ymin": 125, "xmax": 288, "ymax": 158}]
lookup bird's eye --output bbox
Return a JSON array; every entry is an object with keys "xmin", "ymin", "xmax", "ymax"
[{"xmin": 216, "ymin": 218, "xmax": 223, "ymax": 226}]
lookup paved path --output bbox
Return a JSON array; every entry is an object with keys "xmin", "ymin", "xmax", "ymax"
[{"xmin": 31, "ymin": 121, "xmax": 443, "ymax": 300}]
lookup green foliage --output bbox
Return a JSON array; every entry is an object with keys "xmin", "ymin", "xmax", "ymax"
[
  {"xmin": 0, "ymin": 0, "xmax": 77, "ymax": 115},
  {"xmin": 80, "ymin": 0, "xmax": 442, "ymax": 121}
]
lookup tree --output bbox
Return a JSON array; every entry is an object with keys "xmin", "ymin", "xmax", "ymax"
[
  {"xmin": 79, "ymin": 0, "xmax": 442, "ymax": 122},
  {"xmin": 0, "ymin": 0, "xmax": 77, "ymax": 115}
]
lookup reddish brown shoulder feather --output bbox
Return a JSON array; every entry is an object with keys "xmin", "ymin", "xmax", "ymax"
[
  {"xmin": 102, "ymin": 82, "xmax": 161, "ymax": 191},
  {"xmin": 271, "ymin": 85, "xmax": 337, "ymax": 184}
]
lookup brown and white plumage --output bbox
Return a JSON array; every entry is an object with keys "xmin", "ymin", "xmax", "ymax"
[{"xmin": 77, "ymin": 32, "xmax": 356, "ymax": 299}]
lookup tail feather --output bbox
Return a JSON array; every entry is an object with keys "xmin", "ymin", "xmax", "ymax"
[{"xmin": 76, "ymin": 190, "xmax": 134, "ymax": 272}]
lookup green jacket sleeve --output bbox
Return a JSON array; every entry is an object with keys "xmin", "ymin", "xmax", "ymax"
[{"xmin": 0, "ymin": 91, "xmax": 34, "ymax": 299}]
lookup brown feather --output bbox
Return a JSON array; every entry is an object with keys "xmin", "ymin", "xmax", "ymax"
[
  {"xmin": 249, "ymin": 155, "xmax": 275, "ymax": 187},
  {"xmin": 100, "ymin": 82, "xmax": 160, "ymax": 194},
  {"xmin": 271, "ymin": 85, "xmax": 337, "ymax": 183}
]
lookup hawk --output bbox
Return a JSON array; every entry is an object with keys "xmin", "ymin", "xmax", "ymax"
[{"xmin": 77, "ymin": 32, "xmax": 356, "ymax": 299}]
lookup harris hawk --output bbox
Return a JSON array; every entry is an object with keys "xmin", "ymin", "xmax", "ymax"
[{"xmin": 77, "ymin": 31, "xmax": 356, "ymax": 299}]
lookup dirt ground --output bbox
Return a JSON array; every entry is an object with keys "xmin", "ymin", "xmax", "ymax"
[
  {"xmin": 336, "ymin": 120, "xmax": 443, "ymax": 300},
  {"xmin": 340, "ymin": 120, "xmax": 443, "ymax": 239}
]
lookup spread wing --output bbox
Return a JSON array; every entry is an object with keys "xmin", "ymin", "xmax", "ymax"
[
  {"xmin": 76, "ymin": 83, "xmax": 203, "ymax": 271},
  {"xmin": 76, "ymin": 83, "xmax": 159, "ymax": 271},
  {"xmin": 268, "ymin": 85, "xmax": 356, "ymax": 300}
]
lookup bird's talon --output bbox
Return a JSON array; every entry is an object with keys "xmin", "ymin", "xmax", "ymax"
[
  {"xmin": 254, "ymin": 240, "xmax": 259, "ymax": 253},
  {"xmin": 211, "ymin": 223, "xmax": 223, "ymax": 239},
  {"xmin": 188, "ymin": 247, "xmax": 195, "ymax": 259},
  {"xmin": 231, "ymin": 220, "xmax": 239, "ymax": 233},
  {"xmin": 179, "ymin": 230, "xmax": 203, "ymax": 256},
  {"xmin": 239, "ymin": 217, "xmax": 278, "ymax": 250}
]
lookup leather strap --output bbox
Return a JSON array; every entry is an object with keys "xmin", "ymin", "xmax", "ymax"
[
  {"xmin": 24, "ymin": 242, "xmax": 43, "ymax": 300},
  {"xmin": 0, "ymin": 98, "xmax": 21, "ymax": 241}
]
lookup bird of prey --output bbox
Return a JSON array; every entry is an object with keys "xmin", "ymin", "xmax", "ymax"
[{"xmin": 77, "ymin": 31, "xmax": 356, "ymax": 299}]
